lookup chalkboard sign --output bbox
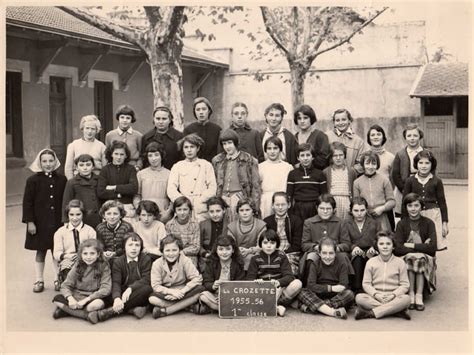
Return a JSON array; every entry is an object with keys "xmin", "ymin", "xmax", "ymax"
[{"xmin": 218, "ymin": 281, "xmax": 277, "ymax": 318}]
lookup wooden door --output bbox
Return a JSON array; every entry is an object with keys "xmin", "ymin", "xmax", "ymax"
[
  {"xmin": 423, "ymin": 115, "xmax": 455, "ymax": 178},
  {"xmin": 94, "ymin": 81, "xmax": 113, "ymax": 143},
  {"xmin": 49, "ymin": 76, "xmax": 67, "ymax": 169}
]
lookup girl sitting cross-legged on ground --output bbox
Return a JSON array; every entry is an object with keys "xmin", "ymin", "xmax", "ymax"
[
  {"xmin": 246, "ymin": 230, "xmax": 303, "ymax": 317},
  {"xmin": 52, "ymin": 239, "xmax": 111, "ymax": 324},
  {"xmin": 354, "ymin": 231, "xmax": 411, "ymax": 320},
  {"xmin": 198, "ymin": 235, "xmax": 246, "ymax": 314},
  {"xmin": 297, "ymin": 237, "xmax": 354, "ymax": 320},
  {"xmin": 148, "ymin": 235, "xmax": 204, "ymax": 318}
]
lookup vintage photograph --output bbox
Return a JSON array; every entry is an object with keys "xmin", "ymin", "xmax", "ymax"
[{"xmin": 3, "ymin": 2, "xmax": 471, "ymax": 353}]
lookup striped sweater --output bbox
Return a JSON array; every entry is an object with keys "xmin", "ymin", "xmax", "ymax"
[
  {"xmin": 287, "ymin": 165, "xmax": 327, "ymax": 203},
  {"xmin": 245, "ymin": 250, "xmax": 295, "ymax": 287}
]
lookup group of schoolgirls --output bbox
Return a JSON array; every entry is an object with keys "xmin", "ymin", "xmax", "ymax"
[{"xmin": 22, "ymin": 98, "xmax": 448, "ymax": 323}]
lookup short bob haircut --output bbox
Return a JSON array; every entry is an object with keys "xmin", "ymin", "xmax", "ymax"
[
  {"xmin": 329, "ymin": 141, "xmax": 347, "ymax": 161},
  {"xmin": 374, "ymin": 230, "xmax": 394, "ymax": 251},
  {"xmin": 258, "ymin": 229, "xmax": 280, "ymax": 249},
  {"xmin": 79, "ymin": 115, "xmax": 102, "ymax": 132},
  {"xmin": 160, "ymin": 234, "xmax": 184, "ymax": 253},
  {"xmin": 316, "ymin": 193, "xmax": 337, "ymax": 209},
  {"xmin": 413, "ymin": 149, "xmax": 437, "ymax": 172},
  {"xmin": 153, "ymin": 106, "xmax": 174, "ymax": 126},
  {"xmin": 271, "ymin": 191, "xmax": 290, "ymax": 204},
  {"xmin": 65, "ymin": 199, "xmax": 85, "ymax": 217},
  {"xmin": 332, "ymin": 108, "xmax": 353, "ymax": 122},
  {"xmin": 367, "ymin": 124, "xmax": 387, "ymax": 146},
  {"xmin": 402, "ymin": 123, "xmax": 424, "ymax": 140},
  {"xmin": 263, "ymin": 136, "xmax": 283, "ymax": 152},
  {"xmin": 294, "ymin": 104, "xmax": 317, "ymax": 125},
  {"xmin": 219, "ymin": 129, "xmax": 240, "ymax": 148},
  {"xmin": 350, "ymin": 196, "xmax": 369, "ymax": 212},
  {"xmin": 74, "ymin": 153, "xmax": 95, "ymax": 166},
  {"xmin": 209, "ymin": 235, "xmax": 244, "ymax": 266},
  {"xmin": 172, "ymin": 196, "xmax": 193, "ymax": 213},
  {"xmin": 205, "ymin": 196, "xmax": 229, "ymax": 210},
  {"xmin": 115, "ymin": 104, "xmax": 136, "ymax": 123},
  {"xmin": 264, "ymin": 103, "xmax": 287, "ymax": 117},
  {"xmin": 317, "ymin": 236, "xmax": 337, "ymax": 253},
  {"xmin": 360, "ymin": 151, "xmax": 381, "ymax": 170},
  {"xmin": 296, "ymin": 143, "xmax": 314, "ymax": 157},
  {"xmin": 122, "ymin": 232, "xmax": 144, "ymax": 253},
  {"xmin": 105, "ymin": 141, "xmax": 131, "ymax": 164},
  {"xmin": 136, "ymin": 200, "xmax": 161, "ymax": 220},
  {"xmin": 402, "ymin": 192, "xmax": 425, "ymax": 209},
  {"xmin": 99, "ymin": 200, "xmax": 126, "ymax": 219},
  {"xmin": 142, "ymin": 141, "xmax": 166, "ymax": 165},
  {"xmin": 231, "ymin": 102, "xmax": 248, "ymax": 114},
  {"xmin": 178, "ymin": 133, "xmax": 204, "ymax": 151},
  {"xmin": 235, "ymin": 198, "xmax": 258, "ymax": 215}
]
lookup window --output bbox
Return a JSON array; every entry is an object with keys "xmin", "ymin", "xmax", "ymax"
[
  {"xmin": 6, "ymin": 71, "xmax": 23, "ymax": 157},
  {"xmin": 424, "ymin": 97, "xmax": 453, "ymax": 116},
  {"xmin": 94, "ymin": 81, "xmax": 113, "ymax": 142},
  {"xmin": 457, "ymin": 97, "xmax": 468, "ymax": 128}
]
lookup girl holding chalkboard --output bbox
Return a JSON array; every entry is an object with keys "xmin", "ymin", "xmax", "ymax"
[
  {"xmin": 246, "ymin": 230, "xmax": 303, "ymax": 317},
  {"xmin": 198, "ymin": 236, "xmax": 245, "ymax": 314}
]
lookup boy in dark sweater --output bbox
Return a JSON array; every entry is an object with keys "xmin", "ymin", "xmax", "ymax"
[
  {"xmin": 287, "ymin": 143, "xmax": 327, "ymax": 222},
  {"xmin": 246, "ymin": 230, "xmax": 302, "ymax": 316},
  {"xmin": 91, "ymin": 232, "xmax": 153, "ymax": 322},
  {"xmin": 297, "ymin": 237, "xmax": 354, "ymax": 319}
]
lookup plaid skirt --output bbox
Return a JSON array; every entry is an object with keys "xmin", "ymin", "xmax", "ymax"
[
  {"xmin": 404, "ymin": 252, "xmax": 437, "ymax": 293},
  {"xmin": 285, "ymin": 252, "xmax": 301, "ymax": 277}
]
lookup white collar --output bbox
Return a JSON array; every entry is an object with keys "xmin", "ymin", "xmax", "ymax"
[
  {"xmin": 117, "ymin": 127, "xmax": 133, "ymax": 135},
  {"xmin": 66, "ymin": 222, "xmax": 84, "ymax": 231},
  {"xmin": 127, "ymin": 256, "xmax": 139, "ymax": 263},
  {"xmin": 415, "ymin": 172, "xmax": 433, "ymax": 184}
]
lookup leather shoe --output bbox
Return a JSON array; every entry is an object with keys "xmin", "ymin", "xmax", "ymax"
[
  {"xmin": 33, "ymin": 281, "xmax": 44, "ymax": 293},
  {"xmin": 408, "ymin": 303, "xmax": 416, "ymax": 310},
  {"xmin": 415, "ymin": 303, "xmax": 425, "ymax": 311}
]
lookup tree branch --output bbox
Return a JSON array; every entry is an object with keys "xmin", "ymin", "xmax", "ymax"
[
  {"xmin": 58, "ymin": 6, "xmax": 145, "ymax": 48},
  {"xmin": 144, "ymin": 6, "xmax": 162, "ymax": 28},
  {"xmin": 290, "ymin": 7, "xmax": 298, "ymax": 56},
  {"xmin": 260, "ymin": 7, "xmax": 290, "ymax": 58},
  {"xmin": 313, "ymin": 7, "xmax": 388, "ymax": 59}
]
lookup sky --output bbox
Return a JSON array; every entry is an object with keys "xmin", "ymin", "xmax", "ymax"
[{"xmin": 375, "ymin": 2, "xmax": 471, "ymax": 62}]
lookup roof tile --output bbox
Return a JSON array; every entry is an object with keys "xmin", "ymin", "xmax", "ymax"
[{"xmin": 411, "ymin": 62, "xmax": 468, "ymax": 97}]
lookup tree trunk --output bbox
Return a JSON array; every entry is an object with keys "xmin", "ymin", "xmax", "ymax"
[
  {"xmin": 289, "ymin": 62, "xmax": 307, "ymax": 114},
  {"xmin": 148, "ymin": 44, "xmax": 184, "ymax": 132}
]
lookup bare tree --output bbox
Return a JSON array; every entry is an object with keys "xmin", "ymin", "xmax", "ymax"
[
  {"xmin": 60, "ymin": 6, "xmax": 186, "ymax": 130},
  {"xmin": 260, "ymin": 6, "xmax": 388, "ymax": 112}
]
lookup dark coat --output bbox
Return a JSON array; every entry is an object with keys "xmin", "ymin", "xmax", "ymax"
[
  {"xmin": 296, "ymin": 129, "xmax": 331, "ymax": 170},
  {"xmin": 263, "ymin": 213, "xmax": 303, "ymax": 253},
  {"xmin": 111, "ymin": 253, "xmax": 152, "ymax": 299},
  {"xmin": 97, "ymin": 164, "xmax": 138, "ymax": 205},
  {"xmin": 22, "ymin": 172, "xmax": 67, "ymax": 250},
  {"xmin": 394, "ymin": 216, "xmax": 437, "ymax": 257},
  {"xmin": 202, "ymin": 258, "xmax": 245, "ymax": 292},
  {"xmin": 62, "ymin": 174, "xmax": 101, "ymax": 228},
  {"xmin": 345, "ymin": 216, "xmax": 380, "ymax": 251}
]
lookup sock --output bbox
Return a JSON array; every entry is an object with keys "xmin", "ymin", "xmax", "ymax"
[
  {"xmin": 409, "ymin": 292, "xmax": 415, "ymax": 304},
  {"xmin": 51, "ymin": 258, "xmax": 59, "ymax": 281},
  {"xmin": 415, "ymin": 293, "xmax": 424, "ymax": 305},
  {"xmin": 35, "ymin": 261, "xmax": 45, "ymax": 282}
]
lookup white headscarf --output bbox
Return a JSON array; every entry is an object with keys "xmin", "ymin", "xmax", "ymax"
[{"xmin": 29, "ymin": 148, "xmax": 61, "ymax": 173}]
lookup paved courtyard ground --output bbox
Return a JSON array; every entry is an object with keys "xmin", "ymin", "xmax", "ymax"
[{"xmin": 2, "ymin": 185, "xmax": 471, "ymax": 353}]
